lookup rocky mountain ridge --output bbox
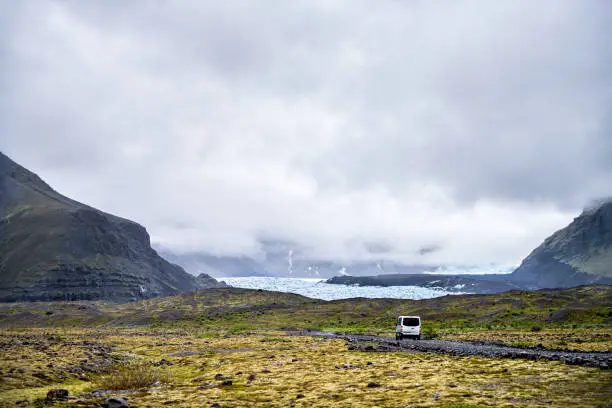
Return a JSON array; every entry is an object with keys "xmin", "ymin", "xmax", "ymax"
[
  {"xmin": 156, "ymin": 245, "xmax": 440, "ymax": 279},
  {"xmin": 326, "ymin": 200, "xmax": 612, "ymax": 292},
  {"xmin": 510, "ymin": 199, "xmax": 612, "ymax": 288},
  {"xmin": 0, "ymin": 152, "xmax": 225, "ymax": 302}
]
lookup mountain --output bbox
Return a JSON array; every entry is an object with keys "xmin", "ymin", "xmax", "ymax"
[
  {"xmin": 510, "ymin": 199, "xmax": 612, "ymax": 288},
  {"xmin": 326, "ymin": 273, "xmax": 521, "ymax": 294},
  {"xmin": 0, "ymin": 152, "xmax": 225, "ymax": 302},
  {"xmin": 155, "ymin": 243, "xmax": 438, "ymax": 279}
]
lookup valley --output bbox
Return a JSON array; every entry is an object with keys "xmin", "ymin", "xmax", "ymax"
[{"xmin": 0, "ymin": 285, "xmax": 610, "ymax": 407}]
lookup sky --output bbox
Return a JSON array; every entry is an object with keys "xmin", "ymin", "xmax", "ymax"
[{"xmin": 2, "ymin": 0, "xmax": 611, "ymax": 265}]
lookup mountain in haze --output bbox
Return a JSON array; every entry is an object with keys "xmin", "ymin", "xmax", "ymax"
[
  {"xmin": 510, "ymin": 198, "xmax": 612, "ymax": 288},
  {"xmin": 155, "ymin": 240, "xmax": 439, "ymax": 279},
  {"xmin": 326, "ymin": 199, "xmax": 612, "ymax": 292},
  {"xmin": 0, "ymin": 152, "xmax": 225, "ymax": 302}
]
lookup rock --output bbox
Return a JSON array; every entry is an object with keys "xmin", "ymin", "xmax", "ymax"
[
  {"xmin": 366, "ymin": 361, "xmax": 373, "ymax": 365},
  {"xmin": 432, "ymin": 393, "xmax": 440, "ymax": 400},
  {"xmin": 339, "ymin": 364, "xmax": 361, "ymax": 369},
  {"xmin": 105, "ymin": 397, "xmax": 129, "ymax": 408},
  {"xmin": 296, "ymin": 393, "xmax": 305, "ymax": 399},
  {"xmin": 221, "ymin": 380, "xmax": 233, "ymax": 386},
  {"xmin": 0, "ymin": 152, "xmax": 225, "ymax": 303},
  {"xmin": 154, "ymin": 358, "xmax": 173, "ymax": 366},
  {"xmin": 91, "ymin": 388, "xmax": 108, "ymax": 396},
  {"xmin": 46, "ymin": 389, "xmax": 69, "ymax": 401},
  {"xmin": 247, "ymin": 373, "xmax": 256, "ymax": 383},
  {"xmin": 366, "ymin": 382, "xmax": 381, "ymax": 388},
  {"xmin": 511, "ymin": 199, "xmax": 612, "ymax": 289}
]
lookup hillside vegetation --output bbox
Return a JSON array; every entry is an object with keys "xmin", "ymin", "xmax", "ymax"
[{"xmin": 0, "ymin": 286, "xmax": 609, "ymax": 334}]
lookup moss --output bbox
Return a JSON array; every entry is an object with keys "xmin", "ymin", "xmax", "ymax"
[{"xmin": 0, "ymin": 328, "xmax": 610, "ymax": 407}]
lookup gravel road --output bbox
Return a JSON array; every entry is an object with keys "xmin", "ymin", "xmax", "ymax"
[{"xmin": 304, "ymin": 331, "xmax": 611, "ymax": 369}]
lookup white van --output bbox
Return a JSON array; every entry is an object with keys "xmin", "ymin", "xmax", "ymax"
[{"xmin": 395, "ymin": 315, "xmax": 421, "ymax": 340}]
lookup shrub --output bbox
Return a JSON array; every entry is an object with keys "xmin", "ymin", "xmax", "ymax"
[
  {"xmin": 422, "ymin": 326, "xmax": 439, "ymax": 340},
  {"xmin": 530, "ymin": 325, "xmax": 542, "ymax": 332},
  {"xmin": 227, "ymin": 323, "xmax": 250, "ymax": 334},
  {"xmin": 98, "ymin": 362, "xmax": 169, "ymax": 390}
]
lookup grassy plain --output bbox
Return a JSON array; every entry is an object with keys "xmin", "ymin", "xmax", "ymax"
[
  {"xmin": 1, "ymin": 328, "xmax": 611, "ymax": 408},
  {"xmin": 0, "ymin": 285, "xmax": 610, "ymax": 407}
]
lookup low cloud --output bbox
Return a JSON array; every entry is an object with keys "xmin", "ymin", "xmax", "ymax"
[{"xmin": 2, "ymin": 1, "xmax": 610, "ymax": 265}]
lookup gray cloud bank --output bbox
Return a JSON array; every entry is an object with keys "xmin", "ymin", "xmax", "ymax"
[{"xmin": 2, "ymin": 0, "xmax": 611, "ymax": 265}]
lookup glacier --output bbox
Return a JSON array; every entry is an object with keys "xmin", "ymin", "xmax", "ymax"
[{"xmin": 221, "ymin": 276, "xmax": 464, "ymax": 301}]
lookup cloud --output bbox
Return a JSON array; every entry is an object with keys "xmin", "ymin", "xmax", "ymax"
[{"xmin": 2, "ymin": 0, "xmax": 611, "ymax": 265}]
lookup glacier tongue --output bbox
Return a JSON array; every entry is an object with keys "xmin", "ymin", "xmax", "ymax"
[{"xmin": 222, "ymin": 276, "xmax": 464, "ymax": 301}]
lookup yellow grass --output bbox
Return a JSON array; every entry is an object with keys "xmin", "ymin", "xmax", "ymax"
[{"xmin": 0, "ymin": 328, "xmax": 610, "ymax": 407}]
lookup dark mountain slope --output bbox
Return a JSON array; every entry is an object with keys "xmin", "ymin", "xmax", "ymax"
[
  {"xmin": 511, "ymin": 199, "xmax": 612, "ymax": 288},
  {"xmin": 0, "ymin": 152, "xmax": 224, "ymax": 302}
]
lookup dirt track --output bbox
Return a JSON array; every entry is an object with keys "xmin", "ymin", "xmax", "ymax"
[{"xmin": 303, "ymin": 331, "xmax": 612, "ymax": 369}]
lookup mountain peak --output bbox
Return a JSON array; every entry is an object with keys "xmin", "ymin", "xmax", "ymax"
[
  {"xmin": 0, "ymin": 152, "xmax": 224, "ymax": 302},
  {"xmin": 511, "ymin": 199, "xmax": 612, "ymax": 288}
]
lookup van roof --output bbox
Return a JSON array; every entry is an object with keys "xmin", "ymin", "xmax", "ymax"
[{"xmin": 398, "ymin": 315, "xmax": 420, "ymax": 318}]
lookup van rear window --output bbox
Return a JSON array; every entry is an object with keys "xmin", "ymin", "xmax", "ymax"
[{"xmin": 402, "ymin": 318, "xmax": 419, "ymax": 326}]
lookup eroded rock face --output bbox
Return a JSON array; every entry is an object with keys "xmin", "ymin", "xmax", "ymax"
[
  {"xmin": 511, "ymin": 200, "xmax": 612, "ymax": 289},
  {"xmin": 0, "ymin": 152, "xmax": 224, "ymax": 302}
]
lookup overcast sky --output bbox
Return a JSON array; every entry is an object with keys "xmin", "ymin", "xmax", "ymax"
[{"xmin": 2, "ymin": 1, "xmax": 611, "ymax": 265}]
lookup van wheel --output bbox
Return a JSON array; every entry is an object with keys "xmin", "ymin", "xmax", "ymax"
[
  {"xmin": 396, "ymin": 334, "xmax": 402, "ymax": 340},
  {"xmin": 416, "ymin": 335, "xmax": 421, "ymax": 340}
]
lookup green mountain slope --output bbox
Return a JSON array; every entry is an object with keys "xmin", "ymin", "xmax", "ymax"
[
  {"xmin": 511, "ymin": 199, "xmax": 612, "ymax": 288},
  {"xmin": 0, "ymin": 152, "xmax": 223, "ymax": 302}
]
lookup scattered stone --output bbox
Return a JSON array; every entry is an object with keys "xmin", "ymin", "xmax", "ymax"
[
  {"xmin": 221, "ymin": 380, "xmax": 233, "ymax": 386},
  {"xmin": 198, "ymin": 383, "xmax": 217, "ymax": 389},
  {"xmin": 91, "ymin": 388, "xmax": 108, "ymax": 396},
  {"xmin": 366, "ymin": 382, "xmax": 381, "ymax": 388},
  {"xmin": 104, "ymin": 397, "xmax": 129, "ymax": 408},
  {"xmin": 310, "ymin": 332, "xmax": 612, "ymax": 369},
  {"xmin": 247, "ymin": 373, "xmax": 256, "ymax": 383},
  {"xmin": 366, "ymin": 361, "xmax": 373, "ymax": 365},
  {"xmin": 432, "ymin": 393, "xmax": 440, "ymax": 400},
  {"xmin": 296, "ymin": 393, "xmax": 305, "ymax": 399},
  {"xmin": 262, "ymin": 369, "xmax": 271, "ymax": 373},
  {"xmin": 46, "ymin": 389, "xmax": 69, "ymax": 401},
  {"xmin": 211, "ymin": 403, "xmax": 221, "ymax": 408},
  {"xmin": 153, "ymin": 358, "xmax": 173, "ymax": 366},
  {"xmin": 32, "ymin": 371, "xmax": 49, "ymax": 379},
  {"xmin": 337, "ymin": 363, "xmax": 362, "ymax": 370}
]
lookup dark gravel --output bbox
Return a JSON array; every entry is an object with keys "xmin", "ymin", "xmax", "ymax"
[{"xmin": 304, "ymin": 331, "xmax": 611, "ymax": 369}]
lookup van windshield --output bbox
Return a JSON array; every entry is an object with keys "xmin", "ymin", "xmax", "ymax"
[{"xmin": 402, "ymin": 318, "xmax": 419, "ymax": 326}]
